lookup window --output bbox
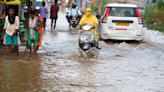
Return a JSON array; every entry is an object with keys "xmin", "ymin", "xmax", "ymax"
[{"xmin": 109, "ymin": 7, "xmax": 136, "ymax": 17}]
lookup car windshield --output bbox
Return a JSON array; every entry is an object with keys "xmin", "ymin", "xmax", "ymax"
[{"xmin": 109, "ymin": 7, "xmax": 136, "ymax": 17}]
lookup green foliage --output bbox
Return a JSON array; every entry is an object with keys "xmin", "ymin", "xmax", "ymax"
[
  {"xmin": 91, "ymin": 3, "xmax": 98, "ymax": 14},
  {"xmin": 101, "ymin": 0, "xmax": 107, "ymax": 9},
  {"xmin": 90, "ymin": 0, "xmax": 107, "ymax": 14},
  {"xmin": 143, "ymin": 1, "xmax": 164, "ymax": 32},
  {"xmin": 22, "ymin": 0, "xmax": 28, "ymax": 3},
  {"xmin": 143, "ymin": 5, "xmax": 156, "ymax": 24},
  {"xmin": 157, "ymin": 0, "xmax": 164, "ymax": 10}
]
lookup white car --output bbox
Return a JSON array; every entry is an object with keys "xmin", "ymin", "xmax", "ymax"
[{"xmin": 101, "ymin": 3, "xmax": 143, "ymax": 41}]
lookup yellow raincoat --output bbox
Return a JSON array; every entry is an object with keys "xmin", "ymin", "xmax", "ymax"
[
  {"xmin": 79, "ymin": 15, "xmax": 98, "ymax": 27},
  {"xmin": 79, "ymin": 8, "xmax": 99, "ymax": 40}
]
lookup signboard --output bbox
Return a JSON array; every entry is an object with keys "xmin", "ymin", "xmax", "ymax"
[{"xmin": 4, "ymin": 0, "xmax": 20, "ymax": 5}]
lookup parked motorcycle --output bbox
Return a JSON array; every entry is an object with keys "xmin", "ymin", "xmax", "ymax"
[{"xmin": 78, "ymin": 24, "xmax": 99, "ymax": 57}]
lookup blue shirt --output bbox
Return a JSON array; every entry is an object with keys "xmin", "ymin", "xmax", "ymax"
[{"xmin": 69, "ymin": 7, "xmax": 81, "ymax": 17}]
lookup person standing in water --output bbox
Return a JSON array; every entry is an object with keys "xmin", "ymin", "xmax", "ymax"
[
  {"xmin": 39, "ymin": 1, "xmax": 48, "ymax": 28},
  {"xmin": 50, "ymin": 0, "xmax": 59, "ymax": 29},
  {"xmin": 3, "ymin": 8, "xmax": 20, "ymax": 54},
  {"xmin": 27, "ymin": 10, "xmax": 41, "ymax": 53},
  {"xmin": 35, "ymin": 9, "xmax": 44, "ymax": 51}
]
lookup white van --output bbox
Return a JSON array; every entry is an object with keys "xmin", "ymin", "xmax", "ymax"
[{"xmin": 101, "ymin": 3, "xmax": 143, "ymax": 41}]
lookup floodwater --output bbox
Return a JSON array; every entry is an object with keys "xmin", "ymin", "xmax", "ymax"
[
  {"xmin": 0, "ymin": 7, "xmax": 164, "ymax": 92},
  {"xmin": 0, "ymin": 54, "xmax": 42, "ymax": 92}
]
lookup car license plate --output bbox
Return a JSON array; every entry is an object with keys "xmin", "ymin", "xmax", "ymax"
[{"xmin": 116, "ymin": 22, "xmax": 129, "ymax": 26}]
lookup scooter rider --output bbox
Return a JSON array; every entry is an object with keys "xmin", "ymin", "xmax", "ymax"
[
  {"xmin": 66, "ymin": 3, "xmax": 81, "ymax": 26},
  {"xmin": 78, "ymin": 7, "xmax": 99, "ymax": 41},
  {"xmin": 78, "ymin": 8, "xmax": 100, "ymax": 49}
]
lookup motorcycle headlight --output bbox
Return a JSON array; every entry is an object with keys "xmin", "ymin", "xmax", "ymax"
[{"xmin": 82, "ymin": 25, "xmax": 92, "ymax": 31}]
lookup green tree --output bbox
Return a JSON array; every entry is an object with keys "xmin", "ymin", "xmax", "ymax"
[
  {"xmin": 143, "ymin": 0, "xmax": 164, "ymax": 32},
  {"xmin": 157, "ymin": 0, "xmax": 164, "ymax": 10},
  {"xmin": 90, "ymin": 0, "xmax": 108, "ymax": 14},
  {"xmin": 91, "ymin": 3, "xmax": 98, "ymax": 14}
]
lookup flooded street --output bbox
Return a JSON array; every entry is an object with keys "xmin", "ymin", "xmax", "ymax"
[{"xmin": 0, "ymin": 7, "xmax": 164, "ymax": 92}]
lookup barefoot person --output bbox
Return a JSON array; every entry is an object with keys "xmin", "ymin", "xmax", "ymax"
[
  {"xmin": 35, "ymin": 9, "xmax": 44, "ymax": 51},
  {"xmin": 3, "ymin": 8, "xmax": 20, "ymax": 54},
  {"xmin": 27, "ymin": 10, "xmax": 41, "ymax": 53},
  {"xmin": 39, "ymin": 1, "xmax": 48, "ymax": 28}
]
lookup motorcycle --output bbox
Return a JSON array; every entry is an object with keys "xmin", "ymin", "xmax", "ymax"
[
  {"xmin": 70, "ymin": 15, "xmax": 80, "ymax": 28},
  {"xmin": 78, "ymin": 24, "xmax": 99, "ymax": 57}
]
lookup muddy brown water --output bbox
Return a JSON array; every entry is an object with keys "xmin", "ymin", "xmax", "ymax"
[
  {"xmin": 0, "ymin": 6, "xmax": 164, "ymax": 92},
  {"xmin": 0, "ymin": 53, "xmax": 42, "ymax": 92}
]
